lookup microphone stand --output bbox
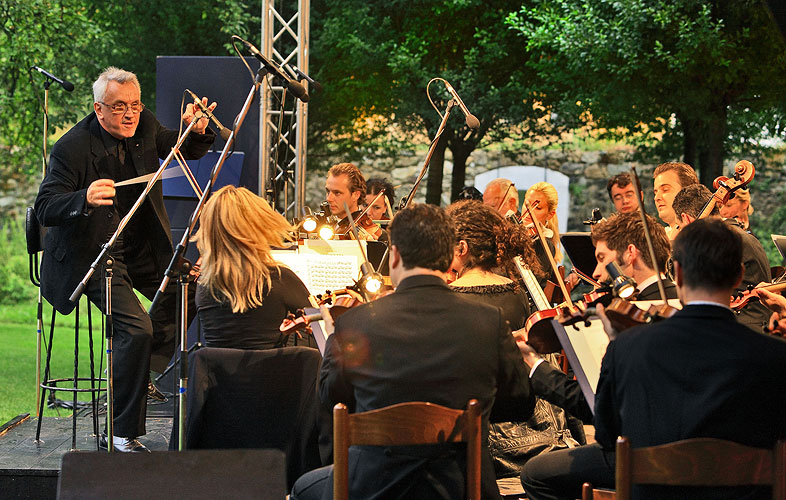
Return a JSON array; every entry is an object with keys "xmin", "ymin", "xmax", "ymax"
[
  {"xmin": 399, "ymin": 100, "xmax": 456, "ymax": 210},
  {"xmin": 148, "ymin": 68, "xmax": 266, "ymax": 451}
]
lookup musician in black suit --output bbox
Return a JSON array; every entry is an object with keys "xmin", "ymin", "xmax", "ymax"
[
  {"xmin": 521, "ymin": 218, "xmax": 786, "ymax": 500},
  {"xmin": 590, "ymin": 211, "xmax": 677, "ymax": 301},
  {"xmin": 35, "ymin": 67, "xmax": 215, "ymax": 452},
  {"xmin": 291, "ymin": 203, "xmax": 535, "ymax": 500},
  {"xmin": 673, "ymin": 183, "xmax": 771, "ymax": 333}
]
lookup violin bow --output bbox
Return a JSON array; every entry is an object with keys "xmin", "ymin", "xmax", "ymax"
[
  {"xmin": 523, "ymin": 199, "xmax": 574, "ymax": 309},
  {"xmin": 630, "ymin": 166, "xmax": 668, "ymax": 304},
  {"xmin": 495, "ymin": 182, "xmax": 516, "ymax": 213}
]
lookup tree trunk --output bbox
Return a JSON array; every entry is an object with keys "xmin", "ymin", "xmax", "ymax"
[
  {"xmin": 449, "ymin": 141, "xmax": 473, "ymax": 202},
  {"xmin": 679, "ymin": 113, "xmax": 698, "ymax": 169},
  {"xmin": 424, "ymin": 136, "xmax": 448, "ymax": 205},
  {"xmin": 696, "ymin": 102, "xmax": 727, "ymax": 188}
]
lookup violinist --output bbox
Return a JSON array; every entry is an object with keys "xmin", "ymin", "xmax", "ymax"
[
  {"xmin": 606, "ymin": 173, "xmax": 641, "ymax": 214},
  {"xmin": 445, "ymin": 200, "xmax": 581, "ymax": 476},
  {"xmin": 524, "ymin": 181, "xmax": 563, "ymax": 264},
  {"xmin": 521, "ymin": 218, "xmax": 786, "ymax": 500},
  {"xmin": 590, "ymin": 212, "xmax": 677, "ymax": 300},
  {"xmin": 718, "ymin": 187, "xmax": 754, "ymax": 231},
  {"xmin": 672, "ymin": 183, "xmax": 771, "ymax": 333},
  {"xmin": 193, "ymin": 186, "xmax": 313, "ymax": 350},
  {"xmin": 652, "ymin": 161, "xmax": 699, "ymax": 240},
  {"xmin": 364, "ymin": 178, "xmax": 395, "ymax": 221},
  {"xmin": 291, "ymin": 203, "xmax": 535, "ymax": 500},
  {"xmin": 324, "ymin": 162, "xmax": 381, "ymax": 240},
  {"xmin": 482, "ymin": 177, "xmax": 519, "ymax": 217}
]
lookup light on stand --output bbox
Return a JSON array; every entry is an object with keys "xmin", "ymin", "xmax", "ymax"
[
  {"xmin": 318, "ymin": 224, "xmax": 335, "ymax": 240},
  {"xmin": 358, "ymin": 262, "xmax": 383, "ymax": 298},
  {"xmin": 302, "ymin": 217, "xmax": 318, "ymax": 232},
  {"xmin": 606, "ymin": 262, "xmax": 636, "ymax": 299}
]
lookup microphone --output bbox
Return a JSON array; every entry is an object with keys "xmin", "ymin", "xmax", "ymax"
[
  {"xmin": 30, "ymin": 66, "xmax": 74, "ymax": 91},
  {"xmin": 288, "ymin": 65, "xmax": 322, "ymax": 93},
  {"xmin": 185, "ymin": 89, "xmax": 232, "ymax": 141},
  {"xmin": 443, "ymin": 81, "xmax": 479, "ymax": 130},
  {"xmin": 234, "ymin": 36, "xmax": 310, "ymax": 102}
]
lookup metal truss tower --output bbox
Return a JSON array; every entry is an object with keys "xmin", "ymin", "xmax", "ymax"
[{"xmin": 259, "ymin": 0, "xmax": 309, "ymax": 219}]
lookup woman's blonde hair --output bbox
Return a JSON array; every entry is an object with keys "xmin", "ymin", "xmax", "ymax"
[
  {"xmin": 525, "ymin": 182, "xmax": 562, "ymax": 262},
  {"xmin": 193, "ymin": 186, "xmax": 295, "ymax": 313}
]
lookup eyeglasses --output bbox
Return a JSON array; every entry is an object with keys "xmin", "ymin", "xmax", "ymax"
[{"xmin": 99, "ymin": 101, "xmax": 145, "ymax": 114}]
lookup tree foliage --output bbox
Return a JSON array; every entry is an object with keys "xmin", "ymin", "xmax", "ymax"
[
  {"xmin": 507, "ymin": 0, "xmax": 786, "ymax": 186},
  {"xmin": 310, "ymin": 0, "xmax": 554, "ymax": 204},
  {"xmin": 0, "ymin": 0, "xmax": 257, "ymax": 184}
]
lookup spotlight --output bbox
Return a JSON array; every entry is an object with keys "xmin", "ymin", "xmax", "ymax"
[
  {"xmin": 358, "ymin": 262, "xmax": 383, "ymax": 298},
  {"xmin": 318, "ymin": 223, "xmax": 335, "ymax": 240},
  {"xmin": 302, "ymin": 216, "xmax": 318, "ymax": 233},
  {"xmin": 606, "ymin": 262, "xmax": 636, "ymax": 299}
]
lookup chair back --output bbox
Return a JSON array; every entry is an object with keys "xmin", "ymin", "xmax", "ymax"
[
  {"xmin": 333, "ymin": 399, "xmax": 481, "ymax": 500},
  {"xmin": 183, "ymin": 346, "xmax": 323, "ymax": 490},
  {"xmin": 615, "ymin": 436, "xmax": 786, "ymax": 500}
]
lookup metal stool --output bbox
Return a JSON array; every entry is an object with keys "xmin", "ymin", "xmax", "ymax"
[{"xmin": 27, "ymin": 207, "xmax": 105, "ymax": 450}]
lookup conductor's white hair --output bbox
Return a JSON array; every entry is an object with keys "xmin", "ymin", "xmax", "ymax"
[{"xmin": 93, "ymin": 67, "xmax": 140, "ymax": 103}]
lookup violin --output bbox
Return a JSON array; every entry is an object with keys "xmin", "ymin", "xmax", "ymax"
[
  {"xmin": 697, "ymin": 160, "xmax": 755, "ymax": 220},
  {"xmin": 730, "ymin": 282, "xmax": 786, "ymax": 311}
]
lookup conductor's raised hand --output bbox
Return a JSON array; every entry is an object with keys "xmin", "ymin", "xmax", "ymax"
[
  {"xmin": 183, "ymin": 96, "xmax": 217, "ymax": 134},
  {"xmin": 86, "ymin": 178, "xmax": 115, "ymax": 207}
]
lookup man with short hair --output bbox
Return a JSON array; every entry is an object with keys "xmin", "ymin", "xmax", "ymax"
[
  {"xmin": 672, "ymin": 184, "xmax": 771, "ymax": 333},
  {"xmin": 521, "ymin": 219, "xmax": 786, "ymax": 500},
  {"xmin": 591, "ymin": 212, "xmax": 676, "ymax": 300},
  {"xmin": 291, "ymin": 203, "xmax": 535, "ymax": 500},
  {"xmin": 483, "ymin": 178, "xmax": 519, "ymax": 217},
  {"xmin": 652, "ymin": 161, "xmax": 699, "ymax": 239},
  {"xmin": 35, "ymin": 67, "xmax": 216, "ymax": 452},
  {"xmin": 325, "ymin": 162, "xmax": 366, "ymax": 220},
  {"xmin": 606, "ymin": 173, "xmax": 640, "ymax": 214}
]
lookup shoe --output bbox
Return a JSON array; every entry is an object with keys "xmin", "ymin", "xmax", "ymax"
[
  {"xmin": 147, "ymin": 379, "xmax": 168, "ymax": 403},
  {"xmin": 99, "ymin": 433, "xmax": 151, "ymax": 453}
]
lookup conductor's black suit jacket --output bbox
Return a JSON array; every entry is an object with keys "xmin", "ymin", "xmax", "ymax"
[
  {"xmin": 320, "ymin": 274, "xmax": 536, "ymax": 500},
  {"xmin": 594, "ymin": 304, "xmax": 786, "ymax": 500},
  {"xmin": 34, "ymin": 110, "xmax": 214, "ymax": 314}
]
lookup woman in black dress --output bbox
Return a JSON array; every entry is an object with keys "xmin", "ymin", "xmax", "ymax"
[
  {"xmin": 193, "ymin": 185, "xmax": 312, "ymax": 349},
  {"xmin": 446, "ymin": 200, "xmax": 579, "ymax": 482}
]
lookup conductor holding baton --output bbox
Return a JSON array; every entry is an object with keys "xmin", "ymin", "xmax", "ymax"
[{"xmin": 35, "ymin": 67, "xmax": 216, "ymax": 452}]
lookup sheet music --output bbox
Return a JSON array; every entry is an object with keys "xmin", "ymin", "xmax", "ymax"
[{"xmin": 272, "ymin": 250, "xmax": 359, "ymax": 296}]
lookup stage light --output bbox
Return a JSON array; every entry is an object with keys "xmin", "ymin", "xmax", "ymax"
[
  {"xmin": 302, "ymin": 216, "xmax": 318, "ymax": 232},
  {"xmin": 318, "ymin": 224, "xmax": 335, "ymax": 240},
  {"xmin": 358, "ymin": 262, "xmax": 383, "ymax": 298},
  {"xmin": 606, "ymin": 262, "xmax": 636, "ymax": 299}
]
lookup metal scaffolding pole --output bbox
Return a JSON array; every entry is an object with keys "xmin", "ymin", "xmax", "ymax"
[{"xmin": 260, "ymin": 0, "xmax": 309, "ymax": 219}]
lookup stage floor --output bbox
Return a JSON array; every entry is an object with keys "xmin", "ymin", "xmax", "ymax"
[{"xmin": 0, "ymin": 396, "xmax": 176, "ymax": 500}]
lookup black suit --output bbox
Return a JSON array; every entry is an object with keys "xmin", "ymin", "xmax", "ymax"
[
  {"xmin": 35, "ymin": 110, "xmax": 214, "ymax": 437},
  {"xmin": 635, "ymin": 279, "xmax": 677, "ymax": 301},
  {"xmin": 292, "ymin": 275, "xmax": 535, "ymax": 500},
  {"xmin": 727, "ymin": 220, "xmax": 772, "ymax": 333},
  {"xmin": 523, "ymin": 304, "xmax": 786, "ymax": 500}
]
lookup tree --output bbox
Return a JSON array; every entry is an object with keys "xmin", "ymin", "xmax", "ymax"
[
  {"xmin": 0, "ymin": 0, "xmax": 257, "ymax": 186},
  {"xmin": 310, "ymin": 0, "xmax": 553, "ymax": 204},
  {"xmin": 507, "ymin": 0, "xmax": 786, "ymax": 186}
]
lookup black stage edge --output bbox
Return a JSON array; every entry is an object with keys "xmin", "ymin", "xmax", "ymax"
[{"xmin": 0, "ymin": 412, "xmax": 172, "ymax": 500}]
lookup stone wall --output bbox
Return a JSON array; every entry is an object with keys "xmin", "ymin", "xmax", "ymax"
[{"xmin": 306, "ymin": 145, "xmax": 786, "ymax": 238}]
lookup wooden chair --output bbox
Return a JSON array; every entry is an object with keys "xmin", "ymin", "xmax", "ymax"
[
  {"xmin": 582, "ymin": 436, "xmax": 786, "ymax": 500},
  {"xmin": 333, "ymin": 399, "xmax": 481, "ymax": 500}
]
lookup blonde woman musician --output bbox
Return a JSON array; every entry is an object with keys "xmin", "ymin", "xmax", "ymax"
[{"xmin": 193, "ymin": 186, "xmax": 311, "ymax": 349}]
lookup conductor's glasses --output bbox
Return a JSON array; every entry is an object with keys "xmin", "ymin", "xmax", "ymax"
[{"xmin": 100, "ymin": 101, "xmax": 145, "ymax": 115}]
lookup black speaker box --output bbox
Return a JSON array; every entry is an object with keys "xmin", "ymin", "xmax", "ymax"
[{"xmin": 57, "ymin": 449, "xmax": 285, "ymax": 500}]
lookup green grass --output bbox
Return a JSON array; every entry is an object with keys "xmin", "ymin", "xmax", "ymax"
[{"xmin": 0, "ymin": 299, "xmax": 106, "ymax": 425}]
